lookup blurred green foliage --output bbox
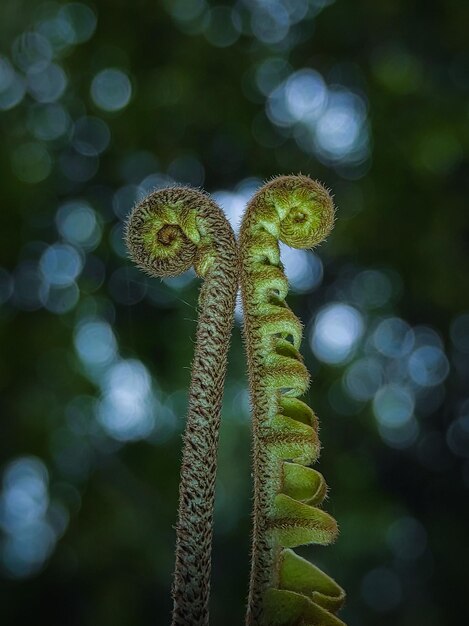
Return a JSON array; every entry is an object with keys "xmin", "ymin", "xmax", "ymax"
[{"xmin": 0, "ymin": 1, "xmax": 468, "ymax": 625}]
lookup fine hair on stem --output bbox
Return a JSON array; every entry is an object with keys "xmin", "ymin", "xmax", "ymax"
[
  {"xmin": 125, "ymin": 186, "xmax": 239, "ymax": 625},
  {"xmin": 239, "ymin": 174, "xmax": 345, "ymax": 626}
]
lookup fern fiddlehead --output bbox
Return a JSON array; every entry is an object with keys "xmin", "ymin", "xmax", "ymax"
[
  {"xmin": 239, "ymin": 175, "xmax": 345, "ymax": 626},
  {"xmin": 125, "ymin": 186, "xmax": 239, "ymax": 626}
]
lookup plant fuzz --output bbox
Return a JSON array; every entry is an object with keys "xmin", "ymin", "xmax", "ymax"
[
  {"xmin": 125, "ymin": 186, "xmax": 239, "ymax": 626},
  {"xmin": 239, "ymin": 175, "xmax": 345, "ymax": 626}
]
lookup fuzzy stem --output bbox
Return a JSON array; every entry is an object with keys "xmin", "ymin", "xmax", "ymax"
[
  {"xmin": 125, "ymin": 187, "xmax": 239, "ymax": 626},
  {"xmin": 240, "ymin": 175, "xmax": 345, "ymax": 626}
]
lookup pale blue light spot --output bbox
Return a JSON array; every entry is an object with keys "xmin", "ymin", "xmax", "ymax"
[
  {"xmin": 284, "ymin": 0, "xmax": 309, "ymax": 22},
  {"xmin": 255, "ymin": 57, "xmax": 292, "ymax": 96},
  {"xmin": 285, "ymin": 69, "xmax": 327, "ymax": 122},
  {"xmin": 91, "ymin": 68, "xmax": 132, "ymax": 112},
  {"xmin": 373, "ymin": 384, "xmax": 414, "ymax": 427},
  {"xmin": 408, "ymin": 346, "xmax": 449, "ymax": 387},
  {"xmin": 40, "ymin": 243, "xmax": 83, "ymax": 287},
  {"xmin": 1, "ymin": 458, "xmax": 48, "ymax": 533},
  {"xmin": 310, "ymin": 303, "xmax": 364, "ymax": 364},
  {"xmin": 41, "ymin": 283, "xmax": 80, "ymax": 314},
  {"xmin": 378, "ymin": 416, "xmax": 419, "ymax": 449},
  {"xmin": 267, "ymin": 82, "xmax": 293, "ymax": 127},
  {"xmin": 413, "ymin": 325, "xmax": 443, "ymax": 349},
  {"xmin": 12, "ymin": 32, "xmax": 52, "ymax": 74},
  {"xmin": 0, "ymin": 456, "xmax": 57, "ymax": 578},
  {"xmin": 27, "ymin": 63, "xmax": 67, "ymax": 103},
  {"xmin": 373, "ymin": 317, "xmax": 414, "ymax": 358},
  {"xmin": 56, "ymin": 200, "xmax": 101, "ymax": 250},
  {"xmin": 74, "ymin": 319, "xmax": 118, "ymax": 367},
  {"xmin": 3, "ymin": 521, "xmax": 56, "ymax": 577},
  {"xmin": 58, "ymin": 3, "xmax": 97, "ymax": 44},
  {"xmin": 251, "ymin": 3, "xmax": 290, "ymax": 44},
  {"xmin": 97, "ymin": 359, "xmax": 155, "ymax": 441},
  {"xmin": 315, "ymin": 90, "xmax": 366, "ymax": 161}
]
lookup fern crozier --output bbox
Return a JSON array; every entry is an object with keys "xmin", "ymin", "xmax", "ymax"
[
  {"xmin": 125, "ymin": 186, "xmax": 239, "ymax": 626},
  {"xmin": 239, "ymin": 175, "xmax": 345, "ymax": 626}
]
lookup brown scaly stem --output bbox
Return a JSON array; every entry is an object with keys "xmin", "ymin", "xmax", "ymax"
[{"xmin": 125, "ymin": 186, "xmax": 239, "ymax": 625}]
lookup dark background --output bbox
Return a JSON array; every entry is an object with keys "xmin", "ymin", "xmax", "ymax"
[{"xmin": 1, "ymin": 1, "xmax": 468, "ymax": 625}]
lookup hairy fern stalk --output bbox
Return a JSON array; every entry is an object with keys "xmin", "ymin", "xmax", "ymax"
[
  {"xmin": 125, "ymin": 186, "xmax": 239, "ymax": 626},
  {"xmin": 240, "ymin": 175, "xmax": 345, "ymax": 626}
]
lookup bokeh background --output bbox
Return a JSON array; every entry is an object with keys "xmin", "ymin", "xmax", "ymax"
[{"xmin": 1, "ymin": 1, "xmax": 468, "ymax": 625}]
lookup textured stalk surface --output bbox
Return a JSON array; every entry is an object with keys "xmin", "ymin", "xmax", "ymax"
[
  {"xmin": 125, "ymin": 187, "xmax": 239, "ymax": 626},
  {"xmin": 239, "ymin": 175, "xmax": 345, "ymax": 626}
]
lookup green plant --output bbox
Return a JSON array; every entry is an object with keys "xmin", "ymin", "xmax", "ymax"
[
  {"xmin": 239, "ymin": 175, "xmax": 345, "ymax": 626},
  {"xmin": 125, "ymin": 186, "xmax": 239, "ymax": 626}
]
